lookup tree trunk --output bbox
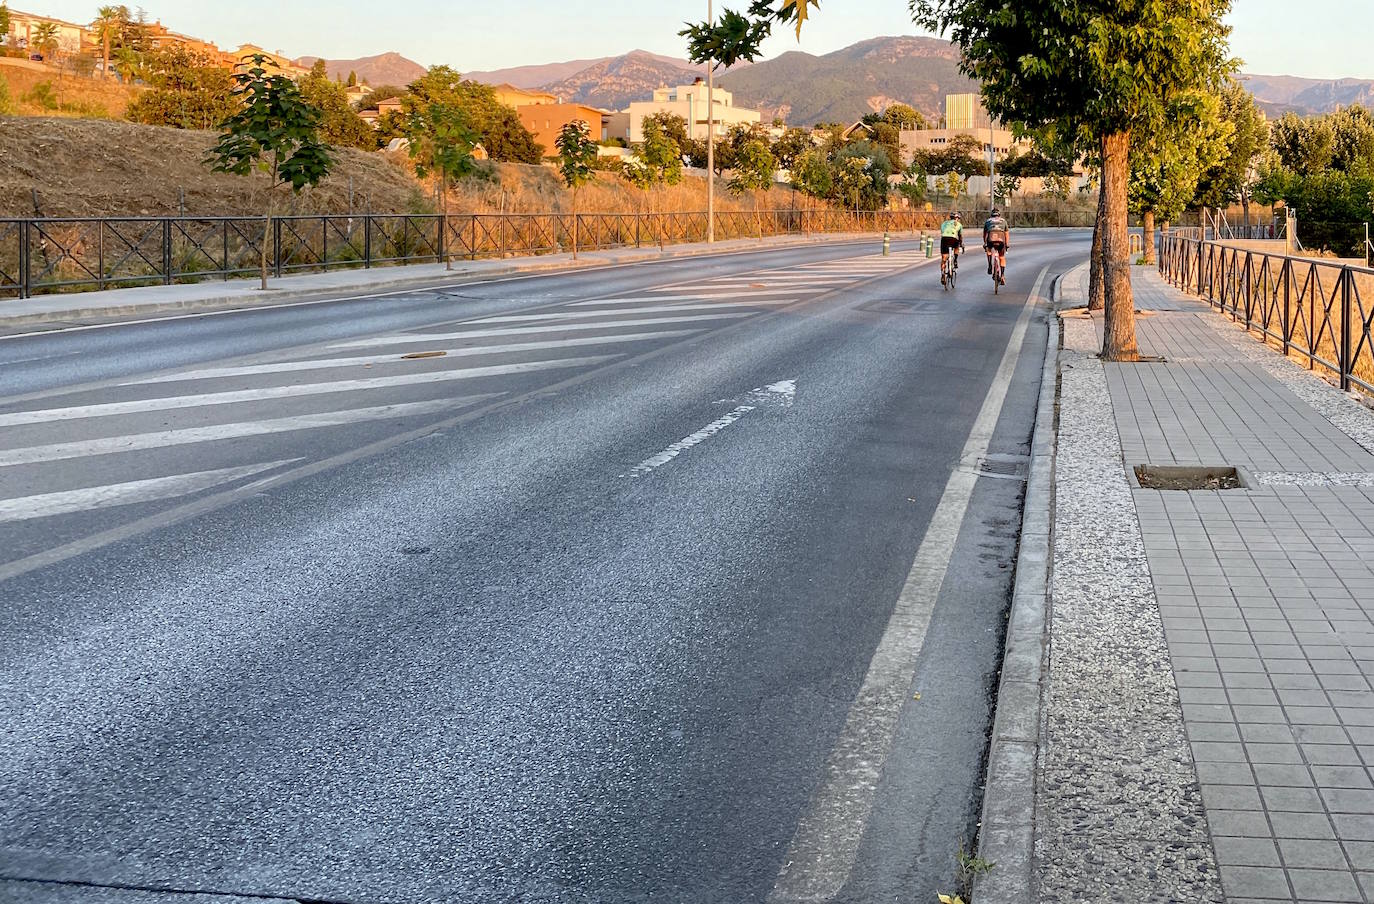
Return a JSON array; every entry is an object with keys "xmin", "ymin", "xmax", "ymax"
[
  {"xmin": 260, "ymin": 199, "xmax": 273, "ymax": 291},
  {"xmin": 443, "ymin": 175, "xmax": 452, "ymax": 271},
  {"xmin": 571, "ymin": 187, "xmax": 578, "ymax": 260},
  {"xmin": 1100, "ymin": 130, "xmax": 1138, "ymax": 361},
  {"xmin": 1088, "ymin": 175, "xmax": 1106, "ymax": 311},
  {"xmin": 1143, "ymin": 209, "xmax": 1157, "ymax": 265}
]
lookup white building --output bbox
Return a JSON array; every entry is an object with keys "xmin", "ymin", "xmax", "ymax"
[{"xmin": 622, "ymin": 79, "xmax": 761, "ymax": 143}]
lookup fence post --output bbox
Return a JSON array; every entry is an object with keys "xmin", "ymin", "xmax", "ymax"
[
  {"xmin": 1340, "ymin": 267, "xmax": 1353, "ymax": 392},
  {"xmin": 163, "ymin": 219, "xmax": 173, "ymax": 285},
  {"xmin": 1282, "ymin": 258, "xmax": 1291, "ymax": 356},
  {"xmin": 364, "ymin": 215, "xmax": 372, "ymax": 268},
  {"xmin": 273, "ymin": 217, "xmax": 283, "ymax": 278},
  {"xmin": 19, "ymin": 220, "xmax": 29, "ymax": 299},
  {"xmin": 437, "ymin": 214, "xmax": 445, "ymax": 265},
  {"xmin": 98, "ymin": 221, "xmax": 105, "ymax": 291}
]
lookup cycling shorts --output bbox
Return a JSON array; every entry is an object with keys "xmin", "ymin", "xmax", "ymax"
[
  {"xmin": 941, "ymin": 236, "xmax": 962, "ymax": 254},
  {"xmin": 986, "ymin": 240, "xmax": 1007, "ymax": 254}
]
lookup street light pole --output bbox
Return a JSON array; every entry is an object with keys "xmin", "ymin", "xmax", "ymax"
[{"xmin": 706, "ymin": 0, "xmax": 715, "ymax": 243}]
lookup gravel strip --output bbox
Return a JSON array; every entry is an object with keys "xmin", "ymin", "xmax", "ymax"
[
  {"xmin": 1034, "ymin": 314, "xmax": 1223, "ymax": 903},
  {"xmin": 1251, "ymin": 470, "xmax": 1374, "ymax": 486}
]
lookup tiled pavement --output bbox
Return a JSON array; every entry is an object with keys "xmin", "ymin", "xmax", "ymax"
[{"xmin": 1100, "ymin": 268, "xmax": 1374, "ymax": 902}]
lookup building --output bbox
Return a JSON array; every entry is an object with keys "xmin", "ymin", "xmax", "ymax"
[
  {"xmin": 142, "ymin": 20, "xmax": 233, "ymax": 65},
  {"xmin": 516, "ymin": 103, "xmax": 609, "ymax": 156},
  {"xmin": 358, "ymin": 96, "xmax": 404, "ymax": 128},
  {"xmin": 490, "ymin": 84, "xmax": 557, "ymax": 108},
  {"xmin": 620, "ymin": 79, "xmax": 761, "ymax": 143},
  {"xmin": 233, "ymin": 44, "xmax": 310, "ymax": 79},
  {"xmin": 3, "ymin": 8, "xmax": 93, "ymax": 57},
  {"xmin": 899, "ymin": 93, "xmax": 1032, "ymax": 165}
]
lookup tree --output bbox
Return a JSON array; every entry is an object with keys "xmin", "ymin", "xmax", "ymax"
[
  {"xmin": 32, "ymin": 22, "xmax": 60, "ymax": 60},
  {"xmin": 406, "ymin": 101, "xmax": 477, "ymax": 269},
  {"xmin": 1192, "ymin": 79, "xmax": 1267, "ymax": 219},
  {"xmin": 205, "ymin": 55, "xmax": 334, "ymax": 290},
  {"xmin": 403, "ymin": 67, "xmax": 543, "ymax": 162},
  {"xmin": 555, "ymin": 120, "xmax": 598, "ymax": 259},
  {"xmin": 683, "ymin": 0, "xmax": 1232, "ymax": 359},
  {"xmin": 0, "ymin": 5, "xmax": 9, "ymax": 41},
  {"xmin": 644, "ymin": 111, "xmax": 689, "ymax": 151},
  {"xmin": 773, "ymin": 126, "xmax": 813, "ymax": 170},
  {"xmin": 626, "ymin": 115, "xmax": 684, "ymax": 247},
  {"xmin": 881, "ymin": 102, "xmax": 925, "ymax": 131},
  {"xmin": 729, "ymin": 137, "xmax": 778, "ymax": 236},
  {"xmin": 125, "ymin": 46, "xmax": 236, "ymax": 129},
  {"xmin": 897, "ymin": 158, "xmax": 929, "ymax": 207},
  {"xmin": 299, "ymin": 60, "xmax": 375, "ymax": 149},
  {"xmin": 834, "ymin": 140, "xmax": 892, "ymax": 211},
  {"xmin": 93, "ymin": 6, "xmax": 122, "ymax": 79},
  {"xmin": 346, "ymin": 70, "xmax": 357, "ymax": 88},
  {"xmin": 357, "ymin": 85, "xmax": 402, "ymax": 111},
  {"xmin": 1130, "ymin": 91, "xmax": 1229, "ymax": 263},
  {"xmin": 791, "ymin": 146, "xmax": 834, "ymax": 205}
]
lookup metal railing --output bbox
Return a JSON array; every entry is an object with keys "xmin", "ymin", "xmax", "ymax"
[
  {"xmin": 0, "ymin": 209, "xmax": 948, "ymax": 299},
  {"xmin": 1158, "ymin": 233, "xmax": 1374, "ymax": 394}
]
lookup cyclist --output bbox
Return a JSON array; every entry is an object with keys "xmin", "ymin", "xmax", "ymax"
[
  {"xmin": 983, "ymin": 208, "xmax": 1010, "ymax": 283},
  {"xmin": 939, "ymin": 212, "xmax": 964, "ymax": 287}
]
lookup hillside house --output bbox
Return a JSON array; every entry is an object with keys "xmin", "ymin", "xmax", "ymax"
[
  {"xmin": 3, "ymin": 8, "xmax": 93, "ymax": 58},
  {"xmin": 618, "ymin": 79, "xmax": 761, "ymax": 143},
  {"xmin": 516, "ymin": 103, "xmax": 610, "ymax": 156}
]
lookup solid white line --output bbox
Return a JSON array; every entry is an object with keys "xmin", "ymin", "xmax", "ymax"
[
  {"xmin": 470, "ymin": 300, "xmax": 791, "ymax": 323},
  {"xmin": 123, "ymin": 331, "xmax": 701, "ymax": 384},
  {"xmin": 768, "ymin": 266, "xmax": 1049, "ymax": 903},
  {"xmin": 328, "ymin": 313, "xmax": 753, "ymax": 349},
  {"xmin": 0, "ymin": 460, "xmax": 297, "ymax": 522},
  {"xmin": 0, "ymin": 398, "xmax": 491, "ymax": 467},
  {"xmin": 0, "ymin": 357, "xmax": 612, "ymax": 427}
]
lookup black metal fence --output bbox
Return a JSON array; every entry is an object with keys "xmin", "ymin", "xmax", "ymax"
[
  {"xmin": 0, "ymin": 209, "xmax": 954, "ymax": 299},
  {"xmin": 1158, "ymin": 233, "xmax": 1374, "ymax": 394}
]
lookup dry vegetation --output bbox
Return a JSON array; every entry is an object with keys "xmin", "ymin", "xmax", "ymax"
[
  {"xmin": 0, "ymin": 60, "xmax": 139, "ymax": 118},
  {"xmin": 0, "ymin": 117, "xmax": 815, "ymax": 219}
]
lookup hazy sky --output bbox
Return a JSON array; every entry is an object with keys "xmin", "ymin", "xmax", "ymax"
[{"xmin": 34, "ymin": 0, "xmax": 1374, "ymax": 81}]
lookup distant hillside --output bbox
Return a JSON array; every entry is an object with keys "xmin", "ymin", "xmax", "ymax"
[
  {"xmin": 537, "ymin": 51, "xmax": 709, "ymax": 110},
  {"xmin": 467, "ymin": 51, "xmax": 694, "ymax": 90},
  {"xmin": 1241, "ymin": 73, "xmax": 1374, "ymax": 116},
  {"xmin": 719, "ymin": 36, "xmax": 976, "ymax": 126},
  {"xmin": 295, "ymin": 52, "xmax": 427, "ymax": 88}
]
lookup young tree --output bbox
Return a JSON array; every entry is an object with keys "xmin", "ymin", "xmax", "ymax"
[
  {"xmin": 555, "ymin": 120, "xmax": 598, "ymax": 259},
  {"xmin": 773, "ymin": 126, "xmax": 813, "ymax": 171},
  {"xmin": 897, "ymin": 158, "xmax": 929, "ymax": 207},
  {"xmin": 626, "ymin": 115, "xmax": 684, "ymax": 247},
  {"xmin": 403, "ymin": 67, "xmax": 543, "ymax": 162},
  {"xmin": 205, "ymin": 55, "xmax": 334, "ymax": 290},
  {"xmin": 1192, "ymin": 80, "xmax": 1267, "ymax": 221},
  {"xmin": 729, "ymin": 137, "xmax": 778, "ymax": 237},
  {"xmin": 1130, "ymin": 93, "xmax": 1230, "ymax": 263},
  {"xmin": 834, "ymin": 141, "xmax": 892, "ymax": 211},
  {"xmin": 791, "ymin": 146, "xmax": 834, "ymax": 210},
  {"xmin": 32, "ymin": 22, "xmax": 60, "ymax": 61},
  {"xmin": 346, "ymin": 70, "xmax": 357, "ymax": 88},
  {"xmin": 405, "ymin": 101, "xmax": 477, "ymax": 269}
]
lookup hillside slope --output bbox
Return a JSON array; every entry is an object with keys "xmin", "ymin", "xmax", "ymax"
[
  {"xmin": 0, "ymin": 118, "xmax": 427, "ymax": 217},
  {"xmin": 719, "ymin": 36, "xmax": 974, "ymax": 125},
  {"xmin": 1241, "ymin": 74, "xmax": 1374, "ymax": 115},
  {"xmin": 294, "ymin": 52, "xmax": 427, "ymax": 88},
  {"xmin": 538, "ymin": 51, "xmax": 705, "ymax": 110},
  {"xmin": 467, "ymin": 51, "xmax": 697, "ymax": 90}
]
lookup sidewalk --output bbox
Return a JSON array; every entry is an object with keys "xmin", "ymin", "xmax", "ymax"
[
  {"xmin": 0, "ymin": 230, "xmax": 906, "ymax": 332},
  {"xmin": 1028, "ymin": 265, "xmax": 1374, "ymax": 903}
]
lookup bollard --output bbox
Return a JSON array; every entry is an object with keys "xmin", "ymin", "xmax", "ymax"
[
  {"xmin": 883, "ymin": 231, "xmax": 890, "ymax": 256},
  {"xmin": 925, "ymin": 236, "xmax": 933, "ymax": 258}
]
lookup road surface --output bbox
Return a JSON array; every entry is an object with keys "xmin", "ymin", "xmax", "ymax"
[{"xmin": 0, "ymin": 234, "xmax": 1088, "ymax": 903}]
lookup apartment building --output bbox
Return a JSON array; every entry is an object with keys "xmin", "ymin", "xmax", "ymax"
[{"xmin": 620, "ymin": 79, "xmax": 761, "ymax": 143}]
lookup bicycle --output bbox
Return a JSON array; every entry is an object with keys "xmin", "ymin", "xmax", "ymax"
[
  {"xmin": 990, "ymin": 251, "xmax": 1004, "ymax": 294},
  {"xmin": 942, "ymin": 249, "xmax": 959, "ymax": 290}
]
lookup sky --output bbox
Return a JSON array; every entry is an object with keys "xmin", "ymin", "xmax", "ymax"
[{"xmin": 32, "ymin": 0, "xmax": 1374, "ymax": 81}]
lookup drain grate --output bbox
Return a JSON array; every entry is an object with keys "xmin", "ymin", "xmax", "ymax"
[{"xmin": 974, "ymin": 453, "xmax": 1030, "ymax": 481}]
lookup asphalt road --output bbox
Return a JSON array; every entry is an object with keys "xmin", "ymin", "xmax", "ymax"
[{"xmin": 0, "ymin": 233, "xmax": 1089, "ymax": 904}]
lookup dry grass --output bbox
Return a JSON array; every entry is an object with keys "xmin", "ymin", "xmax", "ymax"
[
  {"xmin": 0, "ymin": 61, "xmax": 139, "ymax": 118},
  {"xmin": 0, "ymin": 117, "xmax": 428, "ymax": 217}
]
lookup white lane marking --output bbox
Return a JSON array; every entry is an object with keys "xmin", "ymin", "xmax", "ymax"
[
  {"xmin": 0, "ymin": 357, "xmax": 611, "ymax": 427},
  {"xmin": 768, "ymin": 266, "xmax": 1048, "ymax": 903},
  {"xmin": 625, "ymin": 379, "xmax": 798, "ymax": 477},
  {"xmin": 568, "ymin": 289, "xmax": 823, "ymax": 306},
  {"xmin": 0, "ymin": 460, "xmax": 297, "ymax": 522},
  {"xmin": 0, "ymin": 398, "xmax": 493, "ymax": 467},
  {"xmin": 329, "ymin": 313, "xmax": 753, "ymax": 349},
  {"xmin": 123, "ymin": 331, "xmax": 700, "ymax": 385},
  {"xmin": 470, "ymin": 300, "xmax": 791, "ymax": 324}
]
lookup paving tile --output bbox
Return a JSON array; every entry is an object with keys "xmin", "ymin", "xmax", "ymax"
[
  {"xmin": 1210, "ymin": 808, "xmax": 1274, "ymax": 837},
  {"xmin": 1219, "ymin": 865, "xmax": 1293, "ymax": 899},
  {"xmin": 1278, "ymin": 838, "xmax": 1350, "ymax": 869},
  {"xmin": 1321, "ymin": 788, "xmax": 1374, "ymax": 814},
  {"xmin": 1213, "ymin": 835, "xmax": 1282, "ymax": 867},
  {"xmin": 1287, "ymin": 868, "xmax": 1362, "ymax": 902},
  {"xmin": 1270, "ymin": 812, "xmax": 1337, "ymax": 839}
]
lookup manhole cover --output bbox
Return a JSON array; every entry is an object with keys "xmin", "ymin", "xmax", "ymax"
[
  {"xmin": 973, "ymin": 453, "xmax": 1029, "ymax": 481},
  {"xmin": 1134, "ymin": 465, "xmax": 1244, "ymax": 490}
]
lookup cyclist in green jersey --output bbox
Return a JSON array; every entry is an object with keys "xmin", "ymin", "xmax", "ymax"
[{"xmin": 939, "ymin": 212, "xmax": 964, "ymax": 287}]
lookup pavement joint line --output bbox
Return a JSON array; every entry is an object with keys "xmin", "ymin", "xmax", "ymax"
[
  {"xmin": 0, "ymin": 251, "xmax": 940, "ymax": 584},
  {"xmin": 768, "ymin": 265, "xmax": 1049, "ymax": 903},
  {"xmin": 970, "ymin": 278, "xmax": 1062, "ymax": 904},
  {"xmin": 0, "ymin": 872, "xmax": 355, "ymax": 903}
]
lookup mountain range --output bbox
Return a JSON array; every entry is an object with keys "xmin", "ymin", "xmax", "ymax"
[{"xmin": 300, "ymin": 39, "xmax": 1374, "ymax": 124}]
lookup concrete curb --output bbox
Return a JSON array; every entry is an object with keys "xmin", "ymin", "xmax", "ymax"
[
  {"xmin": 0, "ymin": 231, "xmax": 911, "ymax": 330},
  {"xmin": 971, "ymin": 280, "xmax": 1060, "ymax": 903}
]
